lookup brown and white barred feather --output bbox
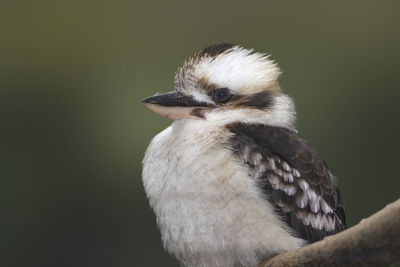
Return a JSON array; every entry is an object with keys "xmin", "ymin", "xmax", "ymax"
[{"xmin": 227, "ymin": 123, "xmax": 346, "ymax": 243}]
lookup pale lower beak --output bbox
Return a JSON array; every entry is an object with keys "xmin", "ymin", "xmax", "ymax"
[{"xmin": 141, "ymin": 92, "xmax": 212, "ymax": 120}]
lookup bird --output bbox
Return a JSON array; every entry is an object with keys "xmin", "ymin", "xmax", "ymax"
[{"xmin": 141, "ymin": 43, "xmax": 346, "ymax": 267}]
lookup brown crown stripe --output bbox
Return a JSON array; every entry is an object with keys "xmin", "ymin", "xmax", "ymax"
[
  {"xmin": 194, "ymin": 43, "xmax": 235, "ymax": 63},
  {"xmin": 197, "ymin": 43, "xmax": 234, "ymax": 58}
]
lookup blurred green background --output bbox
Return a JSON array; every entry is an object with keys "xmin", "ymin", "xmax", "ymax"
[{"xmin": 1, "ymin": 1, "xmax": 399, "ymax": 266}]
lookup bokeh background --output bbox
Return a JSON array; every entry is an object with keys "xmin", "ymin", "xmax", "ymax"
[{"xmin": 1, "ymin": 1, "xmax": 399, "ymax": 266}]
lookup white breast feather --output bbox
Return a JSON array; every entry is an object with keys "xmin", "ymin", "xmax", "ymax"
[{"xmin": 142, "ymin": 120, "xmax": 304, "ymax": 267}]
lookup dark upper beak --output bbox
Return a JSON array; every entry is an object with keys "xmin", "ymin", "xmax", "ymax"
[
  {"xmin": 141, "ymin": 92, "xmax": 211, "ymax": 107},
  {"xmin": 141, "ymin": 91, "xmax": 212, "ymax": 120}
]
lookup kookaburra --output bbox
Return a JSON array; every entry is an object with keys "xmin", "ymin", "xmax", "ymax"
[{"xmin": 141, "ymin": 44, "xmax": 346, "ymax": 267}]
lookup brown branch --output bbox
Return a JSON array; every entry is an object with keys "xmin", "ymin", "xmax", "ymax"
[{"xmin": 260, "ymin": 199, "xmax": 400, "ymax": 267}]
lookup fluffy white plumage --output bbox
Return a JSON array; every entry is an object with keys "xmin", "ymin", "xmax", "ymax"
[
  {"xmin": 175, "ymin": 46, "xmax": 281, "ymax": 103},
  {"xmin": 193, "ymin": 47, "xmax": 280, "ymax": 94},
  {"xmin": 141, "ymin": 44, "xmax": 336, "ymax": 266},
  {"xmin": 142, "ymin": 119, "xmax": 304, "ymax": 267}
]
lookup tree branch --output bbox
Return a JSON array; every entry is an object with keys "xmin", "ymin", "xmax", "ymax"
[{"xmin": 260, "ymin": 199, "xmax": 400, "ymax": 267}]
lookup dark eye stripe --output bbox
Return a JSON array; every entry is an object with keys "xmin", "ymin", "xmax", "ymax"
[
  {"xmin": 236, "ymin": 91, "xmax": 272, "ymax": 108},
  {"xmin": 208, "ymin": 88, "xmax": 272, "ymax": 109},
  {"xmin": 228, "ymin": 91, "xmax": 273, "ymax": 109}
]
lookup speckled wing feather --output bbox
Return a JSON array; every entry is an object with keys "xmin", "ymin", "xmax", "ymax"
[{"xmin": 227, "ymin": 123, "xmax": 346, "ymax": 243}]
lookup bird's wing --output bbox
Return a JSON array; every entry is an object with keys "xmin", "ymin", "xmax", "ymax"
[{"xmin": 227, "ymin": 123, "xmax": 346, "ymax": 243}]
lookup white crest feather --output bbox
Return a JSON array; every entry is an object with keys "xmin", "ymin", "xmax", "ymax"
[{"xmin": 175, "ymin": 45, "xmax": 281, "ymax": 95}]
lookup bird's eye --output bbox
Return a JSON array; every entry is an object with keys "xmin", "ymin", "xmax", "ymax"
[{"xmin": 212, "ymin": 88, "xmax": 232, "ymax": 103}]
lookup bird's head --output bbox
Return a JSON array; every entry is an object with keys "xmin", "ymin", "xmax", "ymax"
[{"xmin": 142, "ymin": 44, "xmax": 296, "ymax": 129}]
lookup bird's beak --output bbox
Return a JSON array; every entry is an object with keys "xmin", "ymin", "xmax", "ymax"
[{"xmin": 141, "ymin": 91, "xmax": 212, "ymax": 120}]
